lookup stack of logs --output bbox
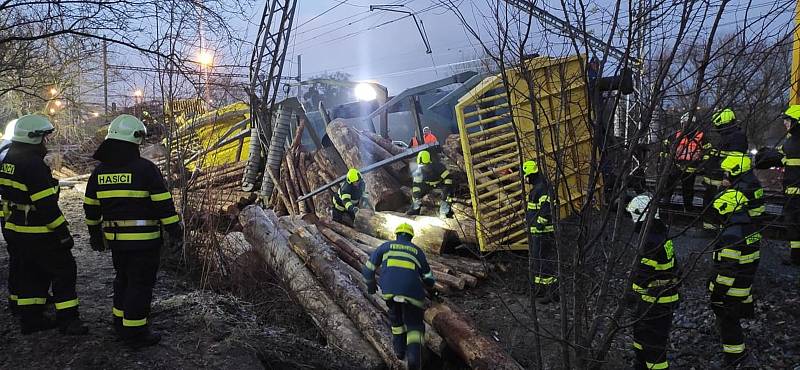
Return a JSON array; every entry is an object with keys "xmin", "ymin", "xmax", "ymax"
[
  {"xmin": 238, "ymin": 205, "xmax": 523, "ymax": 370},
  {"xmin": 269, "ymin": 118, "xmax": 414, "ymax": 216}
]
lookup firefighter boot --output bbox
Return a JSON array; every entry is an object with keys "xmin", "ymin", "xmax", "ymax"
[
  {"xmin": 124, "ymin": 327, "xmax": 162, "ymax": 349},
  {"xmin": 7, "ymin": 297, "xmax": 19, "ymax": 315},
  {"xmin": 536, "ymin": 284, "xmax": 559, "ymax": 305},
  {"xmin": 59, "ymin": 318, "xmax": 89, "ymax": 335},
  {"xmin": 406, "ymin": 199, "xmax": 422, "ymax": 216},
  {"xmin": 439, "ymin": 199, "xmax": 454, "ymax": 219},
  {"xmin": 406, "ymin": 343, "xmax": 422, "ymax": 370},
  {"xmin": 724, "ymin": 351, "xmax": 759, "ymax": 369},
  {"xmin": 392, "ymin": 334, "xmax": 407, "ymax": 360},
  {"xmin": 19, "ymin": 307, "xmax": 58, "ymax": 334}
]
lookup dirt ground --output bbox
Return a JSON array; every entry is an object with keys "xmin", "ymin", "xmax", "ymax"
[{"xmin": 0, "ymin": 189, "xmax": 360, "ymax": 370}]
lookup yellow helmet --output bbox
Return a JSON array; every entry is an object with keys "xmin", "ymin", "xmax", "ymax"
[
  {"xmin": 713, "ymin": 189, "xmax": 748, "ymax": 215},
  {"xmin": 712, "ymin": 108, "xmax": 736, "ymax": 127},
  {"xmin": 346, "ymin": 168, "xmax": 361, "ymax": 184},
  {"xmin": 395, "ymin": 223, "xmax": 415, "ymax": 237},
  {"xmin": 783, "ymin": 105, "xmax": 800, "ymax": 121},
  {"xmin": 417, "ymin": 150, "xmax": 431, "ymax": 165},
  {"xmin": 522, "ymin": 160, "xmax": 539, "ymax": 176},
  {"xmin": 720, "ymin": 154, "xmax": 751, "ymax": 176}
]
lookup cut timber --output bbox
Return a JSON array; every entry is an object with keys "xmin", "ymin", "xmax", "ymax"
[
  {"xmin": 278, "ymin": 218, "xmax": 406, "ymax": 369},
  {"xmin": 326, "ymin": 120, "xmax": 408, "ymax": 210},
  {"xmin": 358, "ymin": 130, "xmax": 405, "ymax": 156},
  {"xmin": 354, "ymin": 209, "xmax": 458, "ymax": 255},
  {"xmin": 425, "ymin": 302, "xmax": 524, "ymax": 370},
  {"xmin": 239, "ymin": 206, "xmax": 382, "ymax": 369}
]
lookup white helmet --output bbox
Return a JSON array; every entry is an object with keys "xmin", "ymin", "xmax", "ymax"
[
  {"xmin": 626, "ymin": 194, "xmax": 659, "ymax": 222},
  {"xmin": 3, "ymin": 119, "xmax": 17, "ymax": 141},
  {"xmin": 680, "ymin": 112, "xmax": 696, "ymax": 125},
  {"xmin": 106, "ymin": 114, "xmax": 147, "ymax": 145},
  {"xmin": 13, "ymin": 114, "xmax": 54, "ymax": 144}
]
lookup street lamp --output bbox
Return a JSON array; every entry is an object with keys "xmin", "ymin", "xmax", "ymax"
[
  {"xmin": 49, "ymin": 108, "xmax": 56, "ymax": 114},
  {"xmin": 197, "ymin": 50, "xmax": 214, "ymax": 67},
  {"xmin": 134, "ymin": 89, "xmax": 143, "ymax": 97},
  {"xmin": 49, "ymin": 87, "xmax": 58, "ymax": 96},
  {"xmin": 54, "ymin": 100, "xmax": 63, "ymax": 107},
  {"xmin": 92, "ymin": 112, "xmax": 100, "ymax": 118}
]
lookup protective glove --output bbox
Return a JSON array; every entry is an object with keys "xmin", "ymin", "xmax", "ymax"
[
  {"xmin": 89, "ymin": 231, "xmax": 106, "ymax": 252},
  {"xmin": 164, "ymin": 223, "xmax": 185, "ymax": 251},
  {"xmin": 367, "ymin": 282, "xmax": 377, "ymax": 295},
  {"xmin": 426, "ymin": 287, "xmax": 440, "ymax": 300},
  {"xmin": 348, "ymin": 207, "xmax": 358, "ymax": 218},
  {"xmin": 54, "ymin": 225, "xmax": 74, "ymax": 250}
]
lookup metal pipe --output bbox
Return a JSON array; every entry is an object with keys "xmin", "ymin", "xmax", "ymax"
[{"xmin": 259, "ymin": 97, "xmax": 300, "ymax": 197}]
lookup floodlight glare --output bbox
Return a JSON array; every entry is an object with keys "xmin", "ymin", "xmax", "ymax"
[{"xmin": 354, "ymin": 83, "xmax": 377, "ymax": 101}]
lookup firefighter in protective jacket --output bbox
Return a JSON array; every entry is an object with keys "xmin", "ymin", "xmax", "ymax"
[
  {"xmin": 407, "ymin": 150, "xmax": 453, "ymax": 218},
  {"xmin": 332, "ymin": 168, "xmax": 364, "ymax": 226},
  {"xmin": 626, "ymin": 194, "xmax": 680, "ymax": 370},
  {"xmin": 363, "ymin": 223, "xmax": 435, "ymax": 370},
  {"xmin": 701, "ymin": 108, "xmax": 748, "ymax": 229},
  {"xmin": 1, "ymin": 119, "xmax": 18, "ymax": 314},
  {"xmin": 756, "ymin": 105, "xmax": 800, "ymax": 265},
  {"xmin": 708, "ymin": 189, "xmax": 760, "ymax": 368},
  {"xmin": 523, "ymin": 159, "xmax": 558, "ymax": 303},
  {"xmin": 84, "ymin": 114, "xmax": 182, "ymax": 348},
  {"xmin": 0, "ymin": 114, "xmax": 88, "ymax": 335}
]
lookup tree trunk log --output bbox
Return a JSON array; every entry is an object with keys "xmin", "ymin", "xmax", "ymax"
[
  {"xmin": 278, "ymin": 218, "xmax": 406, "ymax": 369},
  {"xmin": 239, "ymin": 206, "xmax": 381, "ymax": 369},
  {"xmin": 358, "ymin": 130, "xmax": 405, "ymax": 156},
  {"xmin": 353, "ymin": 209, "xmax": 458, "ymax": 255},
  {"xmin": 326, "ymin": 120, "xmax": 408, "ymax": 210},
  {"xmin": 425, "ymin": 301, "xmax": 524, "ymax": 370}
]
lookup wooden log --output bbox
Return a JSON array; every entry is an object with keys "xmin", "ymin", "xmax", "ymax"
[
  {"xmin": 239, "ymin": 206, "xmax": 382, "ymax": 368},
  {"xmin": 279, "ymin": 218, "xmax": 406, "ymax": 369},
  {"xmin": 354, "ymin": 209, "xmax": 458, "ymax": 255},
  {"xmin": 431, "ymin": 268, "xmax": 466, "ymax": 290},
  {"xmin": 326, "ymin": 120, "xmax": 408, "ymax": 210},
  {"xmin": 305, "ymin": 162, "xmax": 333, "ymax": 219},
  {"xmin": 425, "ymin": 301, "xmax": 524, "ymax": 370},
  {"xmin": 286, "ymin": 150, "xmax": 308, "ymax": 214},
  {"xmin": 281, "ymin": 158, "xmax": 300, "ymax": 215},
  {"xmin": 266, "ymin": 166, "xmax": 292, "ymax": 215},
  {"xmin": 358, "ymin": 130, "xmax": 404, "ymax": 156},
  {"xmin": 454, "ymin": 272, "xmax": 479, "ymax": 288},
  {"xmin": 314, "ymin": 146, "xmax": 348, "ymax": 178}
]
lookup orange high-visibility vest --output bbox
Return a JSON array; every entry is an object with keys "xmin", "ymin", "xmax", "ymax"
[{"xmin": 675, "ymin": 130, "xmax": 703, "ymax": 161}]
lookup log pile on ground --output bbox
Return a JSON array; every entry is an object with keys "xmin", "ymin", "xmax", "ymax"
[{"xmin": 234, "ymin": 205, "xmax": 522, "ymax": 369}]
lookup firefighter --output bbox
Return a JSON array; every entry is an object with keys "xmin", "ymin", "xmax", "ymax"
[
  {"xmin": 362, "ymin": 223, "xmax": 435, "ymax": 370},
  {"xmin": 331, "ymin": 168, "xmax": 364, "ymax": 226},
  {"xmin": 523, "ymin": 159, "xmax": 558, "ymax": 303},
  {"xmin": 708, "ymin": 189, "xmax": 760, "ymax": 368},
  {"xmin": 756, "ymin": 105, "xmax": 800, "ymax": 265},
  {"xmin": 701, "ymin": 108, "xmax": 748, "ymax": 230},
  {"xmin": 720, "ymin": 154, "xmax": 765, "ymax": 219},
  {"xmin": 84, "ymin": 114, "xmax": 182, "ymax": 348},
  {"xmin": 0, "ymin": 114, "xmax": 87, "ymax": 335},
  {"xmin": 625, "ymin": 194, "xmax": 680, "ymax": 370},
  {"xmin": 407, "ymin": 150, "xmax": 453, "ymax": 218},
  {"xmin": 409, "ymin": 126, "xmax": 439, "ymax": 147},
  {"xmin": 1, "ymin": 119, "xmax": 17, "ymax": 314},
  {"xmin": 661, "ymin": 112, "xmax": 703, "ymax": 210}
]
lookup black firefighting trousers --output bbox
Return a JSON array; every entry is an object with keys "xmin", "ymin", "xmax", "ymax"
[
  {"xmin": 387, "ymin": 299, "xmax": 425, "ymax": 370},
  {"xmin": 15, "ymin": 238, "xmax": 79, "ymax": 323},
  {"xmin": 6, "ymin": 242, "xmax": 19, "ymax": 309},
  {"xmin": 112, "ymin": 247, "xmax": 160, "ymax": 336},
  {"xmin": 632, "ymin": 302, "xmax": 674, "ymax": 370},
  {"xmin": 711, "ymin": 301, "xmax": 752, "ymax": 364},
  {"xmin": 530, "ymin": 232, "xmax": 558, "ymax": 295},
  {"xmin": 783, "ymin": 195, "xmax": 800, "ymax": 264}
]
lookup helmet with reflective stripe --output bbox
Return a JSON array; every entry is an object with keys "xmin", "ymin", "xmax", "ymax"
[
  {"xmin": 107, "ymin": 114, "xmax": 147, "ymax": 145},
  {"xmin": 522, "ymin": 160, "xmax": 539, "ymax": 176},
  {"xmin": 713, "ymin": 189, "xmax": 748, "ymax": 215},
  {"xmin": 626, "ymin": 194, "xmax": 659, "ymax": 222},
  {"xmin": 783, "ymin": 105, "xmax": 800, "ymax": 121},
  {"xmin": 417, "ymin": 150, "xmax": 431, "ymax": 165},
  {"xmin": 346, "ymin": 168, "xmax": 361, "ymax": 184},
  {"xmin": 712, "ymin": 108, "xmax": 736, "ymax": 127},
  {"xmin": 720, "ymin": 154, "xmax": 751, "ymax": 177},
  {"xmin": 395, "ymin": 222, "xmax": 415, "ymax": 237},
  {"xmin": 3, "ymin": 119, "xmax": 17, "ymax": 141},
  {"xmin": 680, "ymin": 112, "xmax": 696, "ymax": 125},
  {"xmin": 13, "ymin": 114, "xmax": 54, "ymax": 144}
]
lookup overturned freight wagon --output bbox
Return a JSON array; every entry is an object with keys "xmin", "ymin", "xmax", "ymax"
[{"xmin": 455, "ymin": 54, "xmax": 600, "ymax": 252}]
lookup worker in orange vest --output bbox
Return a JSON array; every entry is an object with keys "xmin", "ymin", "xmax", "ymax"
[
  {"xmin": 661, "ymin": 112, "xmax": 704, "ymax": 211},
  {"xmin": 410, "ymin": 126, "xmax": 438, "ymax": 147}
]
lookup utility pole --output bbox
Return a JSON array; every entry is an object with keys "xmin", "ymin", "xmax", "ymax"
[
  {"xmin": 103, "ymin": 39, "xmax": 108, "ymax": 116},
  {"xmin": 296, "ymin": 54, "xmax": 302, "ymax": 102}
]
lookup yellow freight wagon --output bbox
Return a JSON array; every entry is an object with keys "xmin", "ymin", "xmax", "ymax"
[{"xmin": 455, "ymin": 54, "xmax": 600, "ymax": 252}]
